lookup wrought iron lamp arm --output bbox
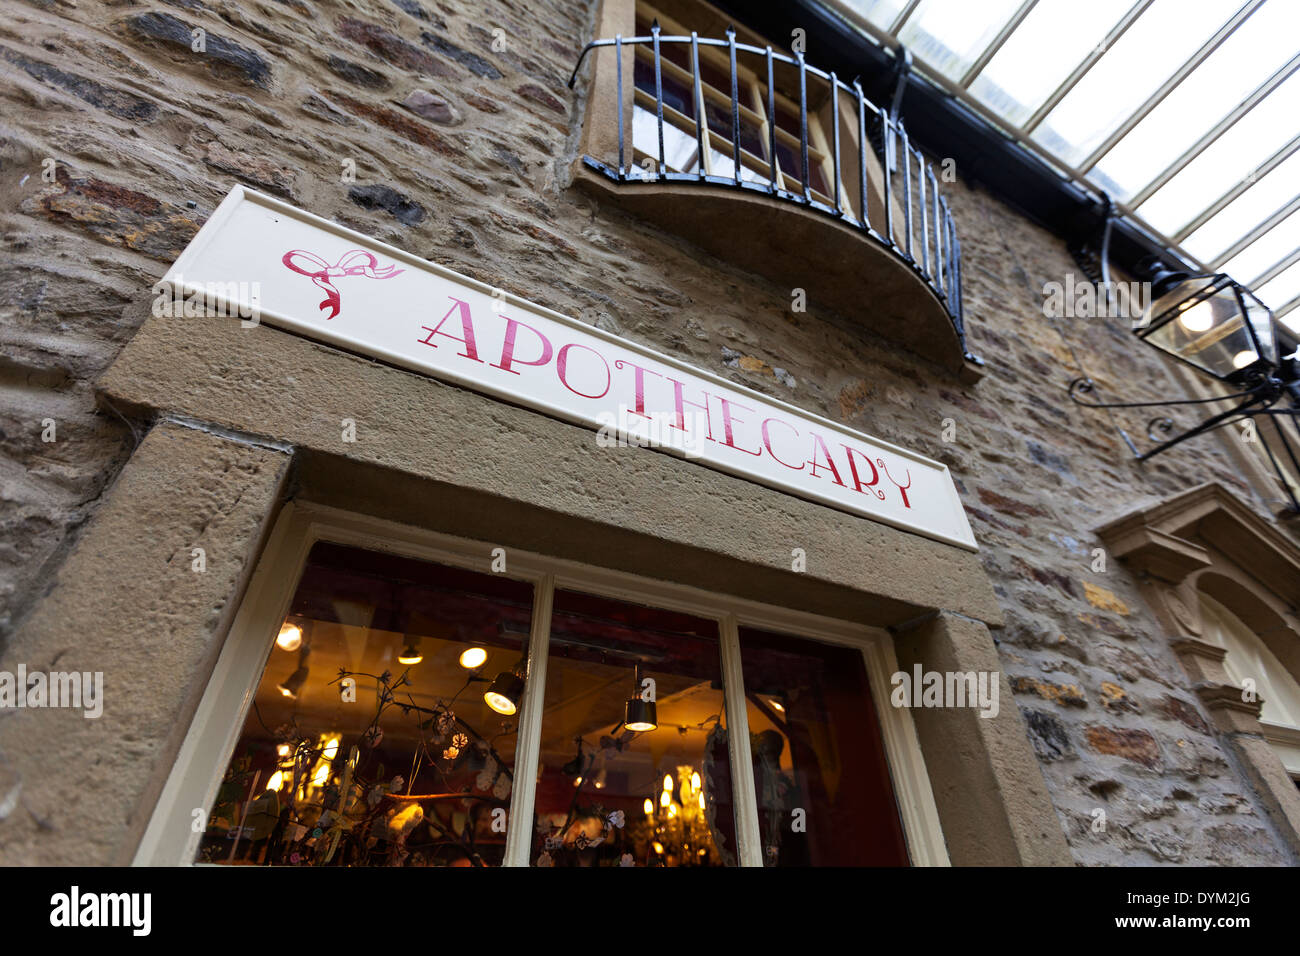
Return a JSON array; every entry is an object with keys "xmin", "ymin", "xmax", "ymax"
[
  {"xmin": 1134, "ymin": 392, "xmax": 1276, "ymax": 462},
  {"xmin": 1067, "ymin": 377, "xmax": 1262, "ymax": 410}
]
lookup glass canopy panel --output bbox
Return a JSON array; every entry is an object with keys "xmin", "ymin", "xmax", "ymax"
[
  {"xmin": 896, "ymin": 0, "xmax": 1027, "ymax": 83},
  {"xmin": 1220, "ymin": 208, "xmax": 1300, "ymax": 282},
  {"xmin": 1031, "ymin": 0, "xmax": 1240, "ymax": 168},
  {"xmin": 843, "ymin": 0, "xmax": 909, "ymax": 30},
  {"xmin": 968, "ymin": 0, "xmax": 1134, "ymax": 127},
  {"xmin": 1136, "ymin": 68, "xmax": 1300, "ymax": 236},
  {"xmin": 1182, "ymin": 149, "xmax": 1300, "ymax": 262},
  {"xmin": 1255, "ymin": 260, "xmax": 1300, "ymax": 311},
  {"xmin": 1092, "ymin": 0, "xmax": 1300, "ymax": 200}
]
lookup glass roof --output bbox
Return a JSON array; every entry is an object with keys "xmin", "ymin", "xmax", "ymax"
[{"xmin": 827, "ymin": 0, "xmax": 1300, "ymax": 332}]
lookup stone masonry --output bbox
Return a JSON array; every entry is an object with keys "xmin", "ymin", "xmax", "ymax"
[{"xmin": 1, "ymin": 0, "xmax": 1297, "ymax": 864}]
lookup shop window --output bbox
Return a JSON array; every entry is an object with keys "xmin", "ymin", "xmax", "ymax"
[
  {"xmin": 736, "ymin": 626, "xmax": 910, "ymax": 866},
  {"xmin": 191, "ymin": 536, "xmax": 919, "ymax": 866},
  {"xmin": 196, "ymin": 542, "xmax": 534, "ymax": 866},
  {"xmin": 530, "ymin": 590, "xmax": 733, "ymax": 866}
]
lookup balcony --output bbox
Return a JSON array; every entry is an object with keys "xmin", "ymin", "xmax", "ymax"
[{"xmin": 567, "ymin": 20, "xmax": 983, "ymax": 381}]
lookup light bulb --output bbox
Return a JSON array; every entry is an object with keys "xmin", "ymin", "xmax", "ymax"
[
  {"xmin": 312, "ymin": 764, "xmax": 329, "ymax": 786},
  {"xmin": 644, "ymin": 798, "xmax": 654, "ymax": 816},
  {"xmin": 770, "ymin": 700, "xmax": 785, "ymax": 713},
  {"xmin": 276, "ymin": 622, "xmax": 303, "ymax": 652},
  {"xmin": 698, "ymin": 793, "xmax": 706, "ymax": 809},
  {"xmin": 266, "ymin": 771, "xmax": 285, "ymax": 791},
  {"xmin": 1233, "ymin": 350, "xmax": 1258, "ymax": 369},
  {"xmin": 690, "ymin": 771, "xmax": 700, "ymax": 791},
  {"xmin": 323, "ymin": 737, "xmax": 339, "ymax": 761},
  {"xmin": 663, "ymin": 774, "xmax": 673, "ymax": 792},
  {"xmin": 1178, "ymin": 301, "xmax": 1214, "ymax": 333},
  {"xmin": 668, "ymin": 804, "xmax": 677, "ymax": 818},
  {"xmin": 652, "ymin": 842, "xmax": 664, "ymax": 854},
  {"xmin": 459, "ymin": 647, "xmax": 488, "ymax": 669},
  {"xmin": 276, "ymin": 744, "xmax": 290, "ymax": 757},
  {"xmin": 660, "ymin": 791, "xmax": 671, "ymax": 808},
  {"xmin": 573, "ymin": 776, "xmax": 583, "ymax": 787},
  {"xmin": 397, "ymin": 644, "xmax": 423, "ymax": 665}
]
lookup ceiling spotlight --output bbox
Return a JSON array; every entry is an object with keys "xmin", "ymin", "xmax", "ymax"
[
  {"xmin": 276, "ymin": 621, "xmax": 303, "ymax": 652},
  {"xmin": 484, "ymin": 669, "xmax": 525, "ymax": 715},
  {"xmin": 398, "ymin": 640, "xmax": 423, "ymax": 665},
  {"xmin": 624, "ymin": 664, "xmax": 657, "ymax": 732},
  {"xmin": 459, "ymin": 646, "xmax": 488, "ymax": 670}
]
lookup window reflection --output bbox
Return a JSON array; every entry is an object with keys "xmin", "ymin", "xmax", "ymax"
[
  {"xmin": 736, "ymin": 626, "xmax": 909, "ymax": 866},
  {"xmin": 198, "ymin": 542, "xmax": 533, "ymax": 866},
  {"xmin": 531, "ymin": 590, "xmax": 734, "ymax": 866}
]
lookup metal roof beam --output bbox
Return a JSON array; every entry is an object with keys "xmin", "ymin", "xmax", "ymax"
[
  {"xmin": 1212, "ymin": 195, "xmax": 1300, "ymax": 270},
  {"xmin": 1077, "ymin": 0, "xmax": 1266, "ymax": 174},
  {"xmin": 1248, "ymin": 245, "xmax": 1300, "ymax": 291},
  {"xmin": 957, "ymin": 0, "xmax": 1039, "ymax": 88},
  {"xmin": 1131, "ymin": 52, "xmax": 1300, "ymax": 209},
  {"xmin": 1172, "ymin": 132, "xmax": 1300, "ymax": 242},
  {"xmin": 1023, "ymin": 0, "xmax": 1153, "ymax": 134}
]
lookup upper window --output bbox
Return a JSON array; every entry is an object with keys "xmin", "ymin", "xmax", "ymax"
[
  {"xmin": 196, "ymin": 540, "xmax": 912, "ymax": 866},
  {"xmin": 631, "ymin": 6, "xmax": 836, "ymax": 200}
]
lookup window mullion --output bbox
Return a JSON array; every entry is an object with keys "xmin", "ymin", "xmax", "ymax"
[
  {"xmin": 502, "ymin": 571, "xmax": 555, "ymax": 867},
  {"xmin": 719, "ymin": 612, "xmax": 763, "ymax": 866}
]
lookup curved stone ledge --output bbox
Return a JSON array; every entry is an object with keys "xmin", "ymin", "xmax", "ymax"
[{"xmin": 572, "ymin": 160, "xmax": 982, "ymax": 382}]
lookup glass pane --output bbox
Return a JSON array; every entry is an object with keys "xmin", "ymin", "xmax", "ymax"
[
  {"xmin": 530, "ymin": 590, "xmax": 733, "ymax": 866},
  {"xmin": 1220, "ymin": 208, "xmax": 1300, "ymax": 284},
  {"xmin": 632, "ymin": 104, "xmax": 701, "ymax": 173},
  {"xmin": 710, "ymin": 149, "xmax": 770, "ymax": 184},
  {"xmin": 1255, "ymin": 259, "xmax": 1300, "ymax": 311},
  {"xmin": 1032, "ymin": 0, "xmax": 1240, "ymax": 167},
  {"xmin": 1093, "ymin": 0, "xmax": 1300, "ymax": 200},
  {"xmin": 1183, "ymin": 149, "xmax": 1300, "ymax": 262},
  {"xmin": 197, "ymin": 542, "xmax": 534, "ymax": 866},
  {"xmin": 969, "ymin": 0, "xmax": 1133, "ymax": 126},
  {"xmin": 1143, "ymin": 281, "xmax": 1264, "ymax": 377},
  {"xmin": 897, "ymin": 0, "xmax": 1026, "ymax": 83},
  {"xmin": 841, "ymin": 0, "xmax": 908, "ymax": 30},
  {"xmin": 634, "ymin": 56, "xmax": 696, "ymax": 119},
  {"xmin": 1136, "ymin": 69, "xmax": 1300, "ymax": 234},
  {"xmin": 704, "ymin": 96, "xmax": 765, "ymax": 157},
  {"xmin": 736, "ymin": 626, "xmax": 910, "ymax": 866}
]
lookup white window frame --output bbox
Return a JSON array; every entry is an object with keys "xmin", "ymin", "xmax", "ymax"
[{"xmin": 133, "ymin": 500, "xmax": 949, "ymax": 866}]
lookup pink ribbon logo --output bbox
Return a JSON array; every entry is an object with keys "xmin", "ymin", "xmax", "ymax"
[{"xmin": 281, "ymin": 249, "xmax": 403, "ymax": 319}]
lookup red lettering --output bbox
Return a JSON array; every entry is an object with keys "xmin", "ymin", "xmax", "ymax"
[
  {"xmin": 761, "ymin": 418, "xmax": 804, "ymax": 470},
  {"xmin": 418, "ymin": 296, "xmax": 483, "ymax": 362},
  {"xmin": 717, "ymin": 398, "xmax": 761, "ymax": 456},
  {"xmin": 614, "ymin": 359, "xmax": 664, "ymax": 420},
  {"xmin": 667, "ymin": 377, "xmax": 716, "ymax": 440},
  {"xmin": 807, "ymin": 433, "xmax": 846, "ymax": 487},
  {"xmin": 842, "ymin": 445, "xmax": 885, "ymax": 499},
  {"xmin": 556, "ymin": 343, "xmax": 611, "ymax": 399},
  {"xmin": 491, "ymin": 316, "xmax": 553, "ymax": 375}
]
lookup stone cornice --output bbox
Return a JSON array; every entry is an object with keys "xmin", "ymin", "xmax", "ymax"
[{"xmin": 1096, "ymin": 482, "xmax": 1300, "ymax": 601}]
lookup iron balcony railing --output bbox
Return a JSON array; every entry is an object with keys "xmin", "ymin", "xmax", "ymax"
[{"xmin": 568, "ymin": 24, "xmax": 978, "ymax": 366}]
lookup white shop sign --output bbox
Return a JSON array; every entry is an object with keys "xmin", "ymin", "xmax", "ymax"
[{"xmin": 161, "ymin": 186, "xmax": 977, "ymax": 551}]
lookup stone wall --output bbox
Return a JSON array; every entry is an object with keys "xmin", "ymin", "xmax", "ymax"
[{"xmin": 1, "ymin": 0, "xmax": 1295, "ymax": 864}]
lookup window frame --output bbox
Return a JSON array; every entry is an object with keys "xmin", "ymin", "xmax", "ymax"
[
  {"xmin": 133, "ymin": 500, "xmax": 949, "ymax": 867},
  {"xmin": 631, "ymin": 3, "xmax": 845, "ymax": 205}
]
